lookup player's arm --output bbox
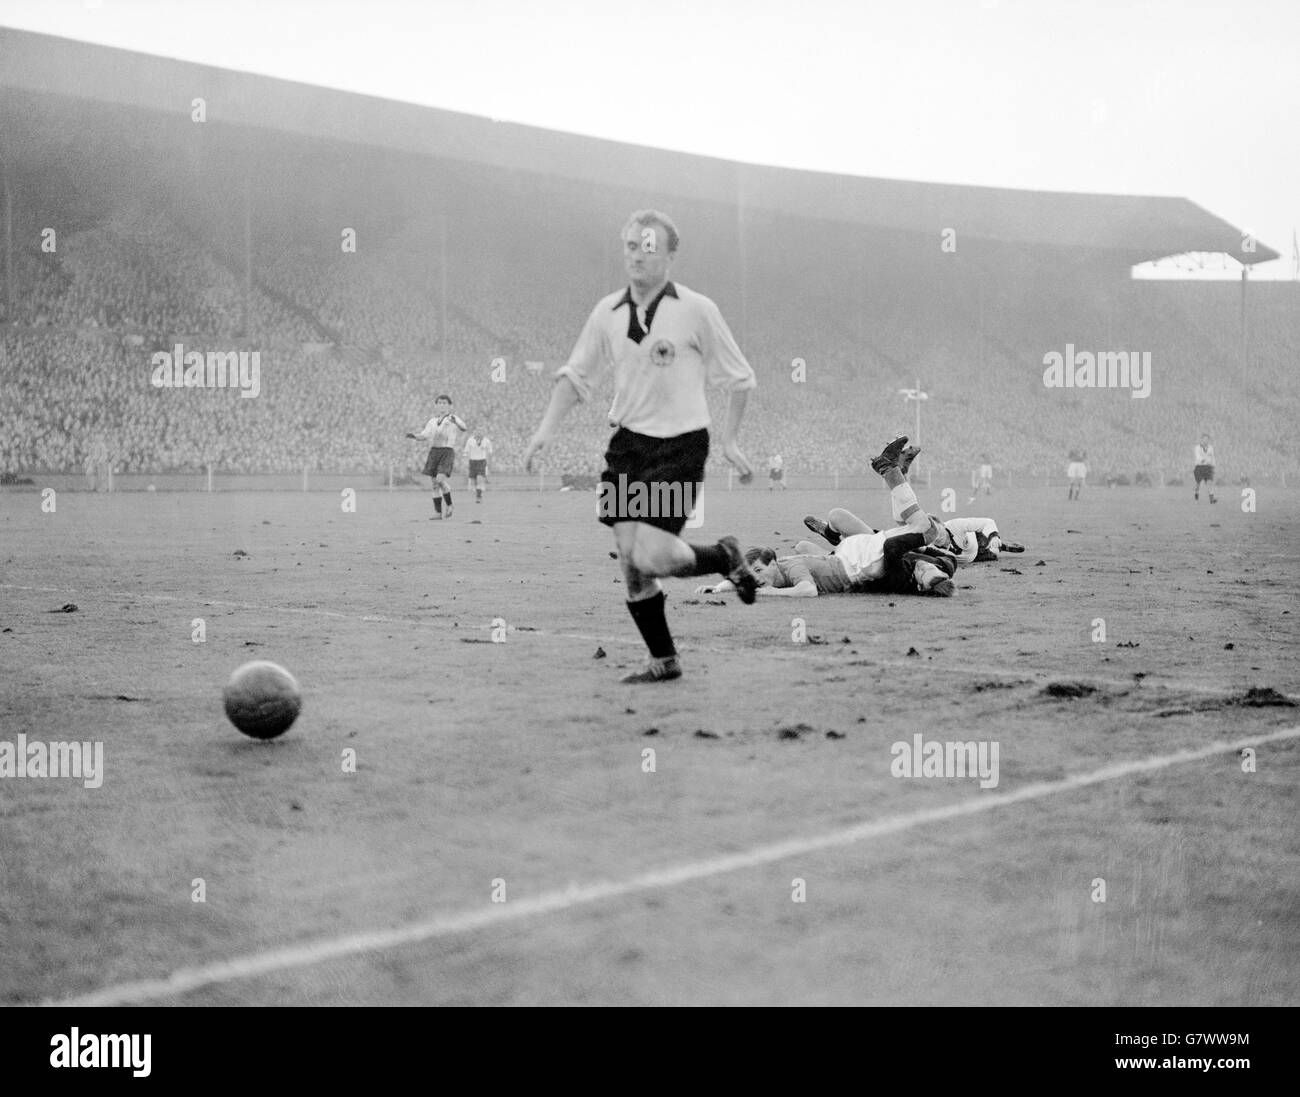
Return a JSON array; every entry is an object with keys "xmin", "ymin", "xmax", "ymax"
[
  {"xmin": 524, "ymin": 375, "xmax": 582, "ymax": 471},
  {"xmin": 719, "ymin": 387, "xmax": 751, "ymax": 472},
  {"xmin": 527, "ymin": 305, "xmax": 608, "ymax": 471},
  {"xmin": 700, "ymin": 296, "xmax": 756, "ymax": 481},
  {"xmin": 757, "ymin": 578, "xmax": 816, "ymax": 597},
  {"xmin": 760, "ymin": 559, "xmax": 816, "ymax": 596},
  {"xmin": 450, "ymin": 414, "xmax": 468, "ymax": 432},
  {"xmin": 406, "ymin": 419, "xmax": 433, "ymax": 440}
]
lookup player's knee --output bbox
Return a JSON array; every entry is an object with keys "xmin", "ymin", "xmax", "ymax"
[
  {"xmin": 624, "ymin": 542, "xmax": 660, "ymax": 576},
  {"xmin": 622, "ymin": 561, "xmax": 655, "ymax": 597},
  {"xmin": 828, "ymin": 508, "xmax": 853, "ymax": 530}
]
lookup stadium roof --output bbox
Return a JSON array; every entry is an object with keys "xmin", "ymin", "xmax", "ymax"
[{"xmin": 0, "ymin": 27, "xmax": 1279, "ymax": 267}]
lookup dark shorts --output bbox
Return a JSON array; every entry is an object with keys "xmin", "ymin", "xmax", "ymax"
[
  {"xmin": 974, "ymin": 530, "xmax": 1000, "ymax": 562},
  {"xmin": 769, "ymin": 468, "xmax": 784, "ymax": 481},
  {"xmin": 468, "ymin": 459, "xmax": 487, "ymax": 479},
  {"xmin": 1194, "ymin": 464, "xmax": 1215, "ymax": 483},
  {"xmin": 842, "ymin": 530, "xmax": 931, "ymax": 594},
  {"xmin": 870, "ymin": 531, "xmax": 931, "ymax": 594},
  {"xmin": 423, "ymin": 447, "xmax": 455, "ymax": 478},
  {"xmin": 599, "ymin": 426, "xmax": 708, "ymax": 535}
]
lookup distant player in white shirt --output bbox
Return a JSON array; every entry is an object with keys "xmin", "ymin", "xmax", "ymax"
[
  {"xmin": 1193, "ymin": 434, "xmax": 1217, "ymax": 504},
  {"xmin": 969, "ymin": 454, "xmax": 993, "ymax": 503},
  {"xmin": 1067, "ymin": 448, "xmax": 1087, "ymax": 501},
  {"xmin": 406, "ymin": 394, "xmax": 467, "ymax": 518},
  {"xmin": 768, "ymin": 453, "xmax": 786, "ymax": 490},
  {"xmin": 84, "ymin": 435, "xmax": 110, "ymax": 493},
  {"xmin": 464, "ymin": 431, "xmax": 493, "ymax": 503}
]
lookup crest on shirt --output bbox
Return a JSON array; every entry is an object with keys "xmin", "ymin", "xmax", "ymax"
[{"xmin": 650, "ymin": 338, "xmax": 676, "ymax": 367}]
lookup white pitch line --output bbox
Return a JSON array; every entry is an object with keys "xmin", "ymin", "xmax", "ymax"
[
  {"xmin": 3, "ymin": 582, "xmax": 1282, "ymax": 699},
  {"xmin": 44, "ymin": 724, "xmax": 1300, "ymax": 1008}
]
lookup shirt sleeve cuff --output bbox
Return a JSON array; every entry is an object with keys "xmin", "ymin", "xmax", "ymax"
[{"xmin": 555, "ymin": 365, "xmax": 589, "ymax": 402}]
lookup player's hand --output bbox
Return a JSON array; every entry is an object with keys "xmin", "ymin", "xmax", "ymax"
[
  {"xmin": 721, "ymin": 439, "xmax": 753, "ymax": 483},
  {"xmin": 523, "ymin": 433, "xmax": 550, "ymax": 473},
  {"xmin": 405, "ymin": 433, "xmax": 419, "ymax": 440}
]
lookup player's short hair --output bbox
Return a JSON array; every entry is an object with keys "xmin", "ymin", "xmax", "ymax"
[
  {"xmin": 745, "ymin": 546, "xmax": 777, "ymax": 566},
  {"xmin": 622, "ymin": 209, "xmax": 680, "ymax": 254},
  {"xmin": 435, "ymin": 394, "xmax": 452, "ymax": 404}
]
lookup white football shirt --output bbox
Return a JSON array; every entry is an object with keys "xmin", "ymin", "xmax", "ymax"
[
  {"xmin": 556, "ymin": 281, "xmax": 756, "ymax": 438},
  {"xmin": 465, "ymin": 436, "xmax": 493, "ymax": 461}
]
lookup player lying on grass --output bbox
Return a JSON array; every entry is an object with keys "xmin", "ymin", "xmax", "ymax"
[
  {"xmin": 698, "ymin": 541, "xmax": 956, "ymax": 598},
  {"xmin": 699, "ymin": 437, "xmax": 958, "ymax": 597},
  {"xmin": 802, "ymin": 444, "xmax": 1025, "ymax": 564}
]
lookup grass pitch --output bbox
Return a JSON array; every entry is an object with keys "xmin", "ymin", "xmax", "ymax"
[{"xmin": 1, "ymin": 481, "xmax": 1297, "ymax": 1005}]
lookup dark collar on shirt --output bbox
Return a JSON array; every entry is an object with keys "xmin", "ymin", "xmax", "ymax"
[
  {"xmin": 613, "ymin": 280, "xmax": 678, "ymax": 312},
  {"xmin": 614, "ymin": 281, "xmax": 677, "ymax": 344}
]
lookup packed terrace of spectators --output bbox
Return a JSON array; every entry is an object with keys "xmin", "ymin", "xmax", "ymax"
[{"xmin": 2, "ymin": 159, "xmax": 1296, "ymax": 484}]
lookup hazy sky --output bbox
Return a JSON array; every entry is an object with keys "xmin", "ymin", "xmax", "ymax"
[{"xmin": 5, "ymin": 0, "xmax": 1297, "ymax": 277}]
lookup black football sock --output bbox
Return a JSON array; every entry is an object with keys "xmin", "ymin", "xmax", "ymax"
[
  {"xmin": 687, "ymin": 542, "xmax": 731, "ymax": 577},
  {"xmin": 433, "ymin": 496, "xmax": 443, "ymax": 514},
  {"xmin": 626, "ymin": 592, "xmax": 676, "ymax": 659},
  {"xmin": 443, "ymin": 492, "xmax": 453, "ymax": 507}
]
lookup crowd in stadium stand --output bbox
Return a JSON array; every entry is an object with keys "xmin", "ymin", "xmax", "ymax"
[{"xmin": 2, "ymin": 193, "xmax": 1297, "ymax": 485}]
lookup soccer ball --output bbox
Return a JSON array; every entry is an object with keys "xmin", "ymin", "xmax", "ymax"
[{"xmin": 222, "ymin": 660, "xmax": 303, "ymax": 739}]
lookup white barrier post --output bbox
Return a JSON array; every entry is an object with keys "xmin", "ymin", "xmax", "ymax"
[
  {"xmin": 389, "ymin": 465, "xmax": 394, "ymax": 492},
  {"xmin": 107, "ymin": 466, "xmax": 113, "ymax": 493},
  {"xmin": 538, "ymin": 468, "xmax": 543, "ymax": 493},
  {"xmin": 728, "ymin": 468, "xmax": 734, "ymax": 491},
  {"xmin": 302, "ymin": 466, "xmax": 309, "ymax": 493},
  {"xmin": 834, "ymin": 469, "xmax": 839, "ymax": 492},
  {"xmin": 207, "ymin": 464, "xmax": 213, "ymax": 493}
]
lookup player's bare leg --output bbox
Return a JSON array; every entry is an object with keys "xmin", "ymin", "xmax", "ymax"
[
  {"xmin": 429, "ymin": 474, "xmax": 443, "ymax": 517},
  {"xmin": 434, "ymin": 472, "xmax": 453, "ymax": 518},
  {"xmin": 613, "ymin": 521, "xmax": 758, "ymax": 683},
  {"xmin": 829, "ymin": 507, "xmax": 876, "ymax": 536},
  {"xmin": 877, "ymin": 465, "xmax": 946, "ymax": 544},
  {"xmin": 803, "ymin": 506, "xmax": 877, "ymax": 545}
]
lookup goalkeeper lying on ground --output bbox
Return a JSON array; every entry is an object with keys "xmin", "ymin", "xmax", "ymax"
[
  {"xmin": 699, "ymin": 437, "xmax": 959, "ymax": 598},
  {"xmin": 801, "ymin": 443, "xmax": 1026, "ymax": 565}
]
